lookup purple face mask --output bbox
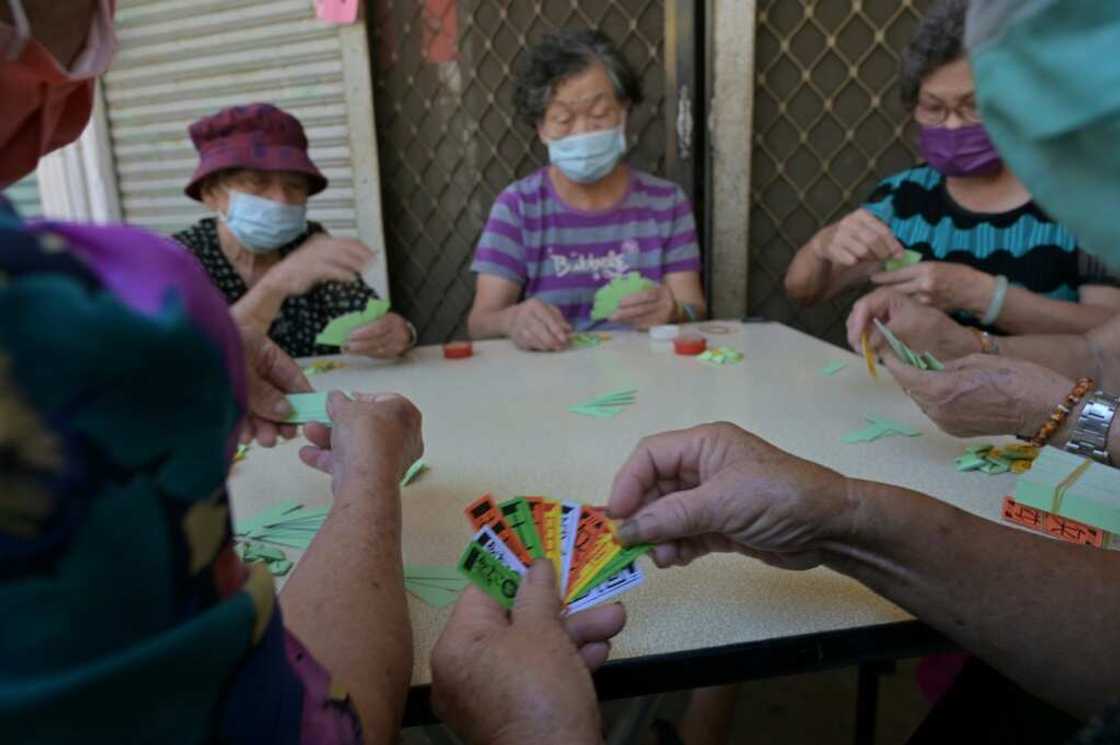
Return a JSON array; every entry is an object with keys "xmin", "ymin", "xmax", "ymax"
[{"xmin": 919, "ymin": 123, "xmax": 1004, "ymax": 178}]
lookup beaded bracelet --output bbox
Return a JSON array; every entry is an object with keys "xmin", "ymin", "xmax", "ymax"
[{"xmin": 1026, "ymin": 377, "xmax": 1095, "ymax": 448}]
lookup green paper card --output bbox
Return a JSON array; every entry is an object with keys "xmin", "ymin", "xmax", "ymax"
[
  {"xmin": 401, "ymin": 459, "xmax": 427, "ymax": 487},
  {"xmin": 590, "ymin": 272, "xmax": 656, "ymax": 320},
  {"xmin": 315, "ymin": 298, "xmax": 391, "ymax": 347},
  {"xmin": 570, "ymin": 333, "xmax": 602, "ymax": 349},
  {"xmin": 285, "ymin": 392, "xmax": 331, "ymax": 424},
  {"xmin": 570, "ymin": 544, "xmax": 651, "ymax": 602},
  {"xmin": 458, "ymin": 541, "xmax": 521, "ymax": 610},
  {"xmin": 819, "ymin": 361, "xmax": 848, "ymax": 377},
  {"xmin": 405, "ymin": 581, "xmax": 461, "ymax": 608},
  {"xmin": 883, "ymin": 249, "xmax": 923, "ymax": 272}
]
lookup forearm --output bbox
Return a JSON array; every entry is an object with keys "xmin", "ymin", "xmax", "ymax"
[
  {"xmin": 826, "ymin": 479, "xmax": 1120, "ymax": 719},
  {"xmin": 990, "ymin": 287, "xmax": 1119, "ymax": 335},
  {"xmin": 279, "ymin": 472, "xmax": 412, "ymax": 742},
  {"xmin": 232, "ymin": 277, "xmax": 289, "ymax": 336},
  {"xmin": 784, "ymin": 234, "xmax": 875, "ymax": 306},
  {"xmin": 467, "ymin": 305, "xmax": 515, "ymax": 340}
]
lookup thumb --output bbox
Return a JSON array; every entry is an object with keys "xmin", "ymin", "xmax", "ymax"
[
  {"xmin": 513, "ymin": 560, "xmax": 563, "ymax": 624},
  {"xmin": 615, "ymin": 485, "xmax": 723, "ymax": 546}
]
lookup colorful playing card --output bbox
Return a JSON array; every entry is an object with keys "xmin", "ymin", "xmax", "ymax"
[
  {"xmin": 558, "ymin": 502, "xmax": 581, "ymax": 595},
  {"xmin": 499, "ymin": 498, "xmax": 545, "ymax": 559},
  {"xmin": 315, "ymin": 298, "xmax": 390, "ymax": 347},
  {"xmin": 457, "ymin": 541, "xmax": 520, "ymax": 609},
  {"xmin": 474, "ymin": 525, "xmax": 527, "ymax": 575},
  {"xmin": 464, "ymin": 493, "xmax": 533, "ymax": 566}
]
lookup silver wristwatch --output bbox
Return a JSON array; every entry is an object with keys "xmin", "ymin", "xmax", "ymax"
[{"xmin": 1065, "ymin": 391, "xmax": 1120, "ymax": 464}]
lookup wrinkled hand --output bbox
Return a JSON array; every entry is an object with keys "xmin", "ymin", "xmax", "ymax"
[
  {"xmin": 343, "ymin": 312, "xmax": 413, "ymax": 358},
  {"xmin": 607, "ymin": 423, "xmax": 851, "ymax": 571},
  {"xmin": 885, "ymin": 354, "xmax": 1074, "ymax": 439},
  {"xmin": 432, "ymin": 561, "xmax": 625, "ymax": 745},
  {"xmin": 239, "ymin": 324, "xmax": 312, "ymax": 447},
  {"xmin": 611, "ymin": 284, "xmax": 677, "ymax": 330},
  {"xmin": 846, "ymin": 288, "xmax": 979, "ymax": 362},
  {"xmin": 299, "ymin": 391, "xmax": 423, "ymax": 497},
  {"xmin": 813, "ymin": 208, "xmax": 903, "ymax": 268},
  {"xmin": 271, "ymin": 235, "xmax": 375, "ymax": 296},
  {"xmin": 871, "ymin": 261, "xmax": 994, "ymax": 314},
  {"xmin": 507, "ymin": 298, "xmax": 572, "ymax": 351}
]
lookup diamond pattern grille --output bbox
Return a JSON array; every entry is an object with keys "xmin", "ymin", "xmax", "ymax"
[
  {"xmin": 369, "ymin": 0, "xmax": 666, "ymax": 343},
  {"xmin": 748, "ymin": 0, "xmax": 932, "ymax": 346}
]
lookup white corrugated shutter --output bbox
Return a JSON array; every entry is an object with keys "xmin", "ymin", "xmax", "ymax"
[{"xmin": 102, "ymin": 0, "xmax": 389, "ymax": 297}]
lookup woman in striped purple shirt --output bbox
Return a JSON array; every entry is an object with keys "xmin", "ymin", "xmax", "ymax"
[{"xmin": 468, "ymin": 30, "xmax": 707, "ymax": 351}]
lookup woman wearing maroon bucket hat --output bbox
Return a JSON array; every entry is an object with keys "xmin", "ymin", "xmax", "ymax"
[{"xmin": 175, "ymin": 103, "xmax": 416, "ymax": 360}]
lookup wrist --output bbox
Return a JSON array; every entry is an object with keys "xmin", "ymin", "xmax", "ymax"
[
  {"xmin": 966, "ymin": 272, "xmax": 998, "ymax": 316},
  {"xmin": 260, "ymin": 267, "xmax": 297, "ymax": 300},
  {"xmin": 499, "ymin": 304, "xmax": 521, "ymax": 337}
]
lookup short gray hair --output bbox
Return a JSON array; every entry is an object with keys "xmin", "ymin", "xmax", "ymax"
[
  {"xmin": 899, "ymin": 0, "xmax": 968, "ymax": 111},
  {"xmin": 513, "ymin": 29, "xmax": 644, "ymax": 128}
]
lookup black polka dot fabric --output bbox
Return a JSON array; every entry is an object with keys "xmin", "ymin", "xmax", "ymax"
[{"xmin": 173, "ymin": 218, "xmax": 377, "ymax": 357}]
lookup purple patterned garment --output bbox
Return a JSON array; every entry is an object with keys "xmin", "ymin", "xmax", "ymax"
[{"xmin": 471, "ymin": 167, "xmax": 702, "ymax": 330}]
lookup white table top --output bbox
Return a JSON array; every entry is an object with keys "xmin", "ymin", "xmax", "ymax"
[{"xmin": 228, "ymin": 321, "xmax": 1015, "ymax": 687}]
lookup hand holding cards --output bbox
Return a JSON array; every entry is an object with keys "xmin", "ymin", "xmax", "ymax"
[{"xmin": 457, "ymin": 494, "xmax": 651, "ymax": 612}]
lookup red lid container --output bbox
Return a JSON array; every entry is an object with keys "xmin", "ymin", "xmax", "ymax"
[
  {"xmin": 443, "ymin": 341, "xmax": 473, "ymax": 359},
  {"xmin": 673, "ymin": 334, "xmax": 707, "ymax": 356}
]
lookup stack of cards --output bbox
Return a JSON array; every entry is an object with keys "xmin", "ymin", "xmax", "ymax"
[
  {"xmin": 457, "ymin": 494, "xmax": 651, "ymax": 613},
  {"xmin": 568, "ymin": 388, "xmax": 637, "ymax": 418},
  {"xmin": 874, "ymin": 319, "xmax": 944, "ymax": 371}
]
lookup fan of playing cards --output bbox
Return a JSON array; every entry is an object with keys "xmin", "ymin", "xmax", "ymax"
[{"xmin": 457, "ymin": 494, "xmax": 651, "ymax": 613}]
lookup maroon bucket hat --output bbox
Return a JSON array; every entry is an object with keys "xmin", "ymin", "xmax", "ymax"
[{"xmin": 184, "ymin": 103, "xmax": 328, "ymax": 201}]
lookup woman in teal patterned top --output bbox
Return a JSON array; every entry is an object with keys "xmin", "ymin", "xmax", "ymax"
[{"xmin": 784, "ymin": 0, "xmax": 1120, "ymax": 335}]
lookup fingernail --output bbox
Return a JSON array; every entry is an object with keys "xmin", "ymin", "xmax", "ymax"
[
  {"xmin": 273, "ymin": 399, "xmax": 292, "ymax": 417},
  {"xmin": 374, "ymin": 393, "xmax": 400, "ymax": 402},
  {"xmin": 617, "ymin": 520, "xmax": 641, "ymax": 546}
]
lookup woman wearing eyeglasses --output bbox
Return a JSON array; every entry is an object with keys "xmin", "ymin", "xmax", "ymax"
[{"xmin": 784, "ymin": 0, "xmax": 1120, "ymax": 336}]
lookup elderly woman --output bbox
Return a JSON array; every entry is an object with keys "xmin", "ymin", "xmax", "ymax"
[
  {"xmin": 467, "ymin": 29, "xmax": 707, "ymax": 352},
  {"xmin": 784, "ymin": 0, "xmax": 1120, "ymax": 337},
  {"xmin": 174, "ymin": 103, "xmax": 415, "ymax": 359}
]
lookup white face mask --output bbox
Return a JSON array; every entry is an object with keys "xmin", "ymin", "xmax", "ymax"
[
  {"xmin": 546, "ymin": 117, "xmax": 628, "ymax": 184},
  {"xmin": 219, "ymin": 189, "xmax": 308, "ymax": 254}
]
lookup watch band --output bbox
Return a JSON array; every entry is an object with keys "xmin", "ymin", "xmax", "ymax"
[{"xmin": 1065, "ymin": 390, "xmax": 1120, "ymax": 464}]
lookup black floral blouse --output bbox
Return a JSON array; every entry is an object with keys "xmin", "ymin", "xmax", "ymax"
[{"xmin": 173, "ymin": 218, "xmax": 377, "ymax": 357}]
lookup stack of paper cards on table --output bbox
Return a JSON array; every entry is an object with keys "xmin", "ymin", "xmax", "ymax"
[
  {"xmin": 955, "ymin": 443, "xmax": 1038, "ymax": 475},
  {"xmin": 457, "ymin": 494, "xmax": 651, "ymax": 613},
  {"xmin": 590, "ymin": 272, "xmax": 656, "ymax": 320},
  {"xmin": 874, "ymin": 319, "xmax": 944, "ymax": 371},
  {"xmin": 1003, "ymin": 446, "xmax": 1120, "ymax": 548},
  {"xmin": 568, "ymin": 388, "xmax": 637, "ymax": 418}
]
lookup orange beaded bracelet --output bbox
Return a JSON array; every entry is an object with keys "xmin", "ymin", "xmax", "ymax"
[{"xmin": 1027, "ymin": 377, "xmax": 1094, "ymax": 448}]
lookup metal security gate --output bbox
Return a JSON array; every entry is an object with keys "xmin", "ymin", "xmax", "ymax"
[
  {"xmin": 747, "ymin": 0, "xmax": 932, "ymax": 347},
  {"xmin": 370, "ymin": 0, "xmax": 699, "ymax": 342}
]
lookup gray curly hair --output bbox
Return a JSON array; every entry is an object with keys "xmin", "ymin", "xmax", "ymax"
[
  {"xmin": 512, "ymin": 29, "xmax": 644, "ymax": 128},
  {"xmin": 899, "ymin": 0, "xmax": 969, "ymax": 112}
]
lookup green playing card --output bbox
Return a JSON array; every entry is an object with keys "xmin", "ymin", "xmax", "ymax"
[{"xmin": 315, "ymin": 298, "xmax": 391, "ymax": 347}]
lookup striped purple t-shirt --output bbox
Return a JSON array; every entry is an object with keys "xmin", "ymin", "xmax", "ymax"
[{"xmin": 471, "ymin": 167, "xmax": 702, "ymax": 330}]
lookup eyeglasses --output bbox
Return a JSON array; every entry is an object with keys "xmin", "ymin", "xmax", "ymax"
[{"xmin": 914, "ymin": 100, "xmax": 982, "ymax": 127}]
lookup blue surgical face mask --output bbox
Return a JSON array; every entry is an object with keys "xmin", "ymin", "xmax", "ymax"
[
  {"xmin": 220, "ymin": 189, "xmax": 307, "ymax": 253},
  {"xmin": 547, "ymin": 122, "xmax": 627, "ymax": 184},
  {"xmin": 969, "ymin": 0, "xmax": 1120, "ymax": 261}
]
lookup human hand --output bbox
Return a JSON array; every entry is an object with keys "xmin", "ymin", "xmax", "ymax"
[
  {"xmin": 506, "ymin": 298, "xmax": 572, "ymax": 351},
  {"xmin": 871, "ymin": 261, "xmax": 995, "ymax": 314},
  {"xmin": 239, "ymin": 324, "xmax": 312, "ymax": 447},
  {"xmin": 298, "ymin": 391, "xmax": 423, "ymax": 498},
  {"xmin": 611, "ymin": 284, "xmax": 676, "ymax": 329},
  {"xmin": 343, "ymin": 312, "xmax": 413, "ymax": 358},
  {"xmin": 607, "ymin": 423, "xmax": 851, "ymax": 571},
  {"xmin": 885, "ymin": 355, "xmax": 1075, "ymax": 439},
  {"xmin": 431, "ymin": 560, "xmax": 624, "ymax": 745},
  {"xmin": 813, "ymin": 208, "xmax": 903, "ymax": 268},
  {"xmin": 269, "ymin": 235, "xmax": 375, "ymax": 296},
  {"xmin": 846, "ymin": 288, "xmax": 979, "ymax": 362}
]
